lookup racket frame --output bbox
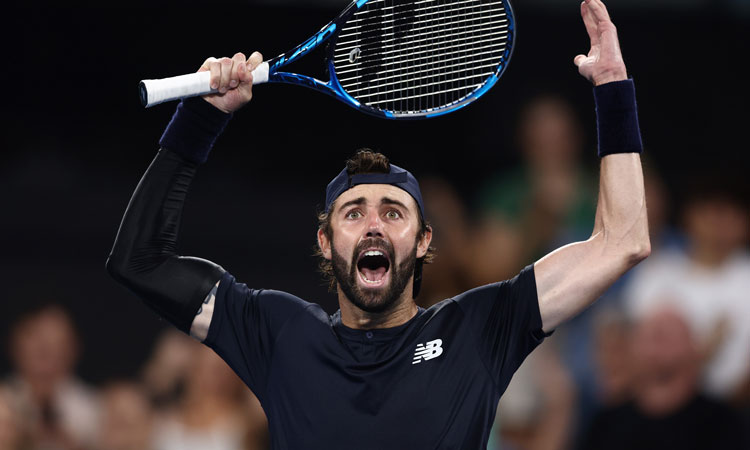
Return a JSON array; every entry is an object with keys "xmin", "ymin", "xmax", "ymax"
[{"xmin": 264, "ymin": 0, "xmax": 516, "ymax": 119}]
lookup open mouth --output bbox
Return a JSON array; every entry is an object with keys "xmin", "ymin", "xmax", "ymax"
[{"xmin": 356, "ymin": 249, "xmax": 391, "ymax": 287}]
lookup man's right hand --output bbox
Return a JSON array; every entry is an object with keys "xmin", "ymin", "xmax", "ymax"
[{"xmin": 200, "ymin": 51, "xmax": 264, "ymax": 114}]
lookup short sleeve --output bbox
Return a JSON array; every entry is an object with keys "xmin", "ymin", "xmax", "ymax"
[
  {"xmin": 203, "ymin": 271, "xmax": 310, "ymax": 401},
  {"xmin": 454, "ymin": 265, "xmax": 549, "ymax": 392}
]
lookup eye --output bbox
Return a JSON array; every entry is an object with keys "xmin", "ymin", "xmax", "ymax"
[
  {"xmin": 385, "ymin": 210, "xmax": 401, "ymax": 220},
  {"xmin": 346, "ymin": 210, "xmax": 363, "ymax": 220}
]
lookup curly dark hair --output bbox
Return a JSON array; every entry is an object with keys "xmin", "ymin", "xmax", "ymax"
[{"xmin": 315, "ymin": 149, "xmax": 436, "ymax": 298}]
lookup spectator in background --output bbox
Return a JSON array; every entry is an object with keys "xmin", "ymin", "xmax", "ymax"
[
  {"xmin": 152, "ymin": 340, "xmax": 267, "ymax": 450},
  {"xmin": 2, "ymin": 304, "xmax": 99, "ymax": 450},
  {"xmin": 623, "ymin": 178, "xmax": 750, "ymax": 402},
  {"xmin": 472, "ymin": 93, "xmax": 596, "ymax": 284},
  {"xmin": 590, "ymin": 312, "xmax": 634, "ymax": 408},
  {"xmin": 141, "ymin": 330, "xmax": 195, "ymax": 412},
  {"xmin": 490, "ymin": 342, "xmax": 576, "ymax": 450},
  {"xmin": 96, "ymin": 382, "xmax": 154, "ymax": 450},
  {"xmin": 639, "ymin": 163, "xmax": 682, "ymax": 251},
  {"xmin": 417, "ymin": 176, "xmax": 474, "ymax": 307},
  {"xmin": 0, "ymin": 387, "xmax": 26, "ymax": 450},
  {"xmin": 243, "ymin": 389, "xmax": 270, "ymax": 450},
  {"xmin": 581, "ymin": 308, "xmax": 744, "ymax": 449}
]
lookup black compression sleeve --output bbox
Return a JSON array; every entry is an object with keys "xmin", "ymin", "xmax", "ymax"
[{"xmin": 106, "ymin": 149, "xmax": 224, "ymax": 334}]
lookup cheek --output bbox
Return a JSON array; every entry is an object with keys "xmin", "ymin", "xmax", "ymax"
[
  {"xmin": 392, "ymin": 227, "xmax": 420, "ymax": 258},
  {"xmin": 331, "ymin": 227, "xmax": 359, "ymax": 258}
]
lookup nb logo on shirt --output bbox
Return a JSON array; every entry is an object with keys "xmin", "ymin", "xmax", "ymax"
[{"xmin": 412, "ymin": 339, "xmax": 444, "ymax": 364}]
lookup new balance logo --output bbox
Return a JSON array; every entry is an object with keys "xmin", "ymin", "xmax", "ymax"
[{"xmin": 412, "ymin": 339, "xmax": 444, "ymax": 364}]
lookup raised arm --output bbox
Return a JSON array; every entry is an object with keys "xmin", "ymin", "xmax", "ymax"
[
  {"xmin": 534, "ymin": 0, "xmax": 650, "ymax": 332},
  {"xmin": 106, "ymin": 52, "xmax": 263, "ymax": 337}
]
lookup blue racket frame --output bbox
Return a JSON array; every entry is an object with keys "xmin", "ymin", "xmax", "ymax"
[{"xmin": 264, "ymin": 0, "xmax": 516, "ymax": 119}]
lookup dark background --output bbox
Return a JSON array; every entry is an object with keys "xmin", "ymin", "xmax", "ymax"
[{"xmin": 1, "ymin": 1, "xmax": 748, "ymax": 382}]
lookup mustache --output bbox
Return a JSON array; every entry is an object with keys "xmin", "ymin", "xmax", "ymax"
[{"xmin": 352, "ymin": 238, "xmax": 394, "ymax": 261}]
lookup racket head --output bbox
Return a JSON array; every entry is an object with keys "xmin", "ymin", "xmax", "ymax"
[{"xmin": 325, "ymin": 0, "xmax": 516, "ymax": 119}]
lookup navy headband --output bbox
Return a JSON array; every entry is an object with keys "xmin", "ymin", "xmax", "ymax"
[{"xmin": 325, "ymin": 164, "xmax": 426, "ymax": 220}]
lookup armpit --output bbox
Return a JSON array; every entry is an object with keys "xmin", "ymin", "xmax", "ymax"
[{"xmin": 190, "ymin": 280, "xmax": 220, "ymax": 342}]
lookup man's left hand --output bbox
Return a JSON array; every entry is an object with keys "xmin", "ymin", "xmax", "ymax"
[{"xmin": 574, "ymin": 0, "xmax": 628, "ymax": 86}]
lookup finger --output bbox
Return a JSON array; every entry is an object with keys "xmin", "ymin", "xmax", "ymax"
[
  {"xmin": 598, "ymin": 25, "xmax": 621, "ymax": 55},
  {"xmin": 576, "ymin": 61, "xmax": 594, "ymax": 81},
  {"xmin": 581, "ymin": 1, "xmax": 599, "ymax": 46},
  {"xmin": 236, "ymin": 77, "xmax": 254, "ymax": 103},
  {"xmin": 591, "ymin": 3, "xmax": 622, "ymax": 63},
  {"xmin": 209, "ymin": 59, "xmax": 221, "ymax": 90},
  {"xmin": 573, "ymin": 54, "xmax": 588, "ymax": 67},
  {"xmin": 198, "ymin": 56, "xmax": 217, "ymax": 73},
  {"xmin": 586, "ymin": 0, "xmax": 613, "ymax": 24},
  {"xmin": 247, "ymin": 51, "xmax": 264, "ymax": 71},
  {"xmin": 236, "ymin": 53, "xmax": 253, "ymax": 83},
  {"xmin": 237, "ymin": 59, "xmax": 251, "ymax": 83},
  {"xmin": 238, "ymin": 55, "xmax": 259, "ymax": 101},
  {"xmin": 219, "ymin": 57, "xmax": 233, "ymax": 93},
  {"xmin": 230, "ymin": 52, "xmax": 246, "ymax": 88}
]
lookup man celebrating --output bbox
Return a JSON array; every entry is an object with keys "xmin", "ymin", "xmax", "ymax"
[{"xmin": 107, "ymin": 1, "xmax": 649, "ymax": 448}]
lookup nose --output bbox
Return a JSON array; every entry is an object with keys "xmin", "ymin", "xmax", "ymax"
[{"xmin": 365, "ymin": 210, "xmax": 384, "ymax": 238}]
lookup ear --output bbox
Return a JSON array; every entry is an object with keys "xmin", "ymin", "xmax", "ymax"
[
  {"xmin": 416, "ymin": 225, "xmax": 432, "ymax": 259},
  {"xmin": 317, "ymin": 228, "xmax": 332, "ymax": 260}
]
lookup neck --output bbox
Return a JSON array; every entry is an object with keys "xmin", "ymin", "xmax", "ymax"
[
  {"xmin": 338, "ymin": 288, "xmax": 418, "ymax": 329},
  {"xmin": 689, "ymin": 243, "xmax": 732, "ymax": 268},
  {"xmin": 24, "ymin": 374, "xmax": 64, "ymax": 402}
]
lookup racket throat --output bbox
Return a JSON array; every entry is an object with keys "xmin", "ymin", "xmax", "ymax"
[{"xmin": 269, "ymin": 42, "xmax": 333, "ymax": 86}]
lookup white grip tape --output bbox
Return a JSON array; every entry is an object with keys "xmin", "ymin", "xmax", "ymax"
[
  {"xmin": 140, "ymin": 61, "xmax": 270, "ymax": 108},
  {"xmin": 252, "ymin": 61, "xmax": 269, "ymax": 84}
]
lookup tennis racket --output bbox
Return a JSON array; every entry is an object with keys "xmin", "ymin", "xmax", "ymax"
[{"xmin": 140, "ymin": 0, "xmax": 515, "ymax": 119}]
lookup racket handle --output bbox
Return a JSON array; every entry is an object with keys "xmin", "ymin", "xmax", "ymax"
[{"xmin": 139, "ymin": 62, "xmax": 270, "ymax": 108}]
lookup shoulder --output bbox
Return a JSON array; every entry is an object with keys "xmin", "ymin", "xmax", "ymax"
[
  {"xmin": 219, "ymin": 272, "xmax": 312, "ymax": 311},
  {"xmin": 726, "ymin": 250, "xmax": 750, "ymax": 277},
  {"xmin": 420, "ymin": 297, "xmax": 462, "ymax": 322},
  {"xmin": 212, "ymin": 272, "xmax": 328, "ymax": 332},
  {"xmin": 453, "ymin": 265, "xmax": 537, "ymax": 306},
  {"xmin": 687, "ymin": 395, "xmax": 744, "ymax": 434}
]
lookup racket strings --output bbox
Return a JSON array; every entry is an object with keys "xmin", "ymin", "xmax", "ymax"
[
  {"xmin": 334, "ymin": 24, "xmax": 508, "ymax": 66},
  {"xmin": 335, "ymin": 34, "xmax": 507, "ymax": 77},
  {"xmin": 339, "ymin": 5, "xmax": 505, "ymax": 41},
  {"xmin": 333, "ymin": 0, "xmax": 509, "ymax": 115}
]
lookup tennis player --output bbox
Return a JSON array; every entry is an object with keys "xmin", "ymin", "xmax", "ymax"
[{"xmin": 108, "ymin": 1, "xmax": 649, "ymax": 448}]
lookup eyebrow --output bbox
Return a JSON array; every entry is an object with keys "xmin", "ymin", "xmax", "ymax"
[
  {"xmin": 336, "ymin": 197, "xmax": 366, "ymax": 213},
  {"xmin": 381, "ymin": 197, "xmax": 410, "ymax": 213},
  {"xmin": 335, "ymin": 196, "xmax": 412, "ymax": 215}
]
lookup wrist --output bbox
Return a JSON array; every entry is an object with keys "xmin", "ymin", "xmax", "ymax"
[
  {"xmin": 159, "ymin": 97, "xmax": 233, "ymax": 164},
  {"xmin": 203, "ymin": 96, "xmax": 233, "ymax": 114},
  {"xmin": 593, "ymin": 68, "xmax": 628, "ymax": 87},
  {"xmin": 594, "ymin": 78, "xmax": 643, "ymax": 157}
]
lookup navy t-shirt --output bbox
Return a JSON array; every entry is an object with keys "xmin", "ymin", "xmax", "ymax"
[{"xmin": 204, "ymin": 265, "xmax": 547, "ymax": 449}]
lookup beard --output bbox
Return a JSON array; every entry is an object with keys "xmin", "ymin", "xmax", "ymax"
[{"xmin": 331, "ymin": 237, "xmax": 417, "ymax": 314}]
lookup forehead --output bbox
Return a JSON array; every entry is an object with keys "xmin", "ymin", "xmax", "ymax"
[{"xmin": 333, "ymin": 184, "xmax": 419, "ymax": 213}]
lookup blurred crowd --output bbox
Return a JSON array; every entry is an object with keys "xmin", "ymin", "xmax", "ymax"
[
  {"xmin": 2, "ymin": 93, "xmax": 749, "ymax": 450},
  {"xmin": 0, "ymin": 310, "xmax": 268, "ymax": 450}
]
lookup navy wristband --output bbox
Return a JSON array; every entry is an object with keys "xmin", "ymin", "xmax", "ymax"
[
  {"xmin": 593, "ymin": 79, "xmax": 643, "ymax": 158},
  {"xmin": 159, "ymin": 97, "xmax": 232, "ymax": 164}
]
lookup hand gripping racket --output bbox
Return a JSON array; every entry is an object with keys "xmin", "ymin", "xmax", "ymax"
[{"xmin": 140, "ymin": 0, "xmax": 515, "ymax": 119}]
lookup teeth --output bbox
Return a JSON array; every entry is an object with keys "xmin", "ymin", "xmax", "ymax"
[{"xmin": 364, "ymin": 250, "xmax": 384, "ymax": 257}]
